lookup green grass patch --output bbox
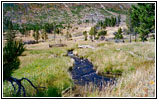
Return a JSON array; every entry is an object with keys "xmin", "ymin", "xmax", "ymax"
[{"xmin": 3, "ymin": 46, "xmax": 73, "ymax": 97}]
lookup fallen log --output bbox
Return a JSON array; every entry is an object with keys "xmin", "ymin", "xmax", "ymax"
[
  {"xmin": 49, "ymin": 44, "xmax": 67, "ymax": 48},
  {"xmin": 23, "ymin": 40, "xmax": 36, "ymax": 45}
]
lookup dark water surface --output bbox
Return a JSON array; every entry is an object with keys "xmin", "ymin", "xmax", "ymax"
[{"xmin": 68, "ymin": 50, "xmax": 115, "ymax": 88}]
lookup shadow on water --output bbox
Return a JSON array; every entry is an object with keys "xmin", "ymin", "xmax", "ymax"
[{"xmin": 67, "ymin": 50, "xmax": 115, "ymax": 89}]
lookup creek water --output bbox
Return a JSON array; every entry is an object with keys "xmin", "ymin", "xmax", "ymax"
[{"xmin": 67, "ymin": 50, "xmax": 115, "ymax": 88}]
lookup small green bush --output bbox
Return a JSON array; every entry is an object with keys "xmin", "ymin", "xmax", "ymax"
[
  {"xmin": 98, "ymin": 30, "xmax": 107, "ymax": 36},
  {"xmin": 114, "ymin": 27, "xmax": 123, "ymax": 39}
]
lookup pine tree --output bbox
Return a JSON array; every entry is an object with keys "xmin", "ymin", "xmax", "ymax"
[
  {"xmin": 19, "ymin": 25, "xmax": 28, "ymax": 36},
  {"xmin": 41, "ymin": 29, "xmax": 48, "ymax": 41},
  {"xmin": 3, "ymin": 19, "xmax": 42, "ymax": 97},
  {"xmin": 126, "ymin": 9, "xmax": 135, "ymax": 43},
  {"xmin": 118, "ymin": 14, "xmax": 121, "ymax": 24},
  {"xmin": 66, "ymin": 31, "xmax": 69, "ymax": 40},
  {"xmin": 114, "ymin": 27, "xmax": 123, "ymax": 39},
  {"xmin": 129, "ymin": 3, "xmax": 155, "ymax": 42},
  {"xmin": 4, "ymin": 18, "xmax": 16, "ymax": 41},
  {"xmin": 89, "ymin": 26, "xmax": 97, "ymax": 41},
  {"xmin": 111, "ymin": 16, "xmax": 114, "ymax": 26},
  {"xmin": 33, "ymin": 30, "xmax": 40, "ymax": 43},
  {"xmin": 44, "ymin": 23, "xmax": 54, "ymax": 33},
  {"xmin": 114, "ymin": 17, "xmax": 116, "ymax": 26},
  {"xmin": 3, "ymin": 40, "xmax": 25, "ymax": 80}
]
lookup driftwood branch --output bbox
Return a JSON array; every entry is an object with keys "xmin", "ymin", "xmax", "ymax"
[
  {"xmin": 9, "ymin": 80, "xmax": 16, "ymax": 93},
  {"xmin": 7, "ymin": 77, "xmax": 46, "ymax": 97}
]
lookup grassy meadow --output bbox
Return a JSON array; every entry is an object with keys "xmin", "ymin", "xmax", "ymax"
[
  {"xmin": 72, "ymin": 41, "xmax": 155, "ymax": 97},
  {"xmin": 2, "ymin": 2, "xmax": 156, "ymax": 98},
  {"xmin": 3, "ymin": 40, "xmax": 155, "ymax": 97},
  {"xmin": 3, "ymin": 42, "xmax": 74, "ymax": 97}
]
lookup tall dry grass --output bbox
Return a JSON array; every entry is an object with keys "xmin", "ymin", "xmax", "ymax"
[
  {"xmin": 64, "ymin": 41, "xmax": 155, "ymax": 97},
  {"xmin": 64, "ymin": 62, "xmax": 155, "ymax": 97}
]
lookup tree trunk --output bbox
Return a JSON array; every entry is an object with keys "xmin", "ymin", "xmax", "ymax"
[
  {"xmin": 94, "ymin": 35, "xmax": 96, "ymax": 40},
  {"xmin": 90, "ymin": 35, "xmax": 93, "ymax": 42},
  {"xmin": 54, "ymin": 33, "xmax": 56, "ymax": 41},
  {"xmin": 135, "ymin": 32, "xmax": 137, "ymax": 42},
  {"xmin": 143, "ymin": 35, "xmax": 144, "ymax": 42},
  {"xmin": 130, "ymin": 33, "xmax": 131, "ymax": 43}
]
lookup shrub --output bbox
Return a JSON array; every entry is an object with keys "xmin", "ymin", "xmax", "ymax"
[
  {"xmin": 98, "ymin": 30, "xmax": 107, "ymax": 36},
  {"xmin": 85, "ymin": 20, "xmax": 89, "ymax": 23},
  {"xmin": 112, "ymin": 69, "xmax": 123, "ymax": 75},
  {"xmin": 104, "ymin": 65, "xmax": 123, "ymax": 75}
]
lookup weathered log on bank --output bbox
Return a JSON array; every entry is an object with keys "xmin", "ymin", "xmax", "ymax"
[{"xmin": 49, "ymin": 44, "xmax": 67, "ymax": 48}]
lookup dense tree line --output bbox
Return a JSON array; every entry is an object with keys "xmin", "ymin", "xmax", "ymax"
[
  {"xmin": 97, "ymin": 15, "xmax": 121, "ymax": 29},
  {"xmin": 3, "ymin": 17, "xmax": 65, "ymax": 42},
  {"xmin": 3, "ymin": 17, "xmax": 19, "ymax": 32}
]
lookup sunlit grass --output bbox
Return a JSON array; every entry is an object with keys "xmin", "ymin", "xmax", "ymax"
[
  {"xmin": 70, "ymin": 41, "xmax": 155, "ymax": 97},
  {"xmin": 65, "ymin": 64, "xmax": 155, "ymax": 97},
  {"xmin": 75, "ymin": 42, "xmax": 155, "ymax": 76}
]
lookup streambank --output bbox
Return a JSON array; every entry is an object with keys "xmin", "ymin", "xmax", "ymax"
[{"xmin": 67, "ymin": 50, "xmax": 115, "ymax": 88}]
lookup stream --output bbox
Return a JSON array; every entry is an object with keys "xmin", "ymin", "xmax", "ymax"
[{"xmin": 67, "ymin": 50, "xmax": 115, "ymax": 88}]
